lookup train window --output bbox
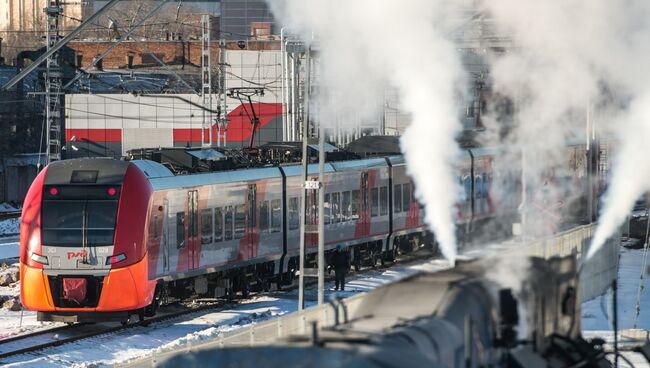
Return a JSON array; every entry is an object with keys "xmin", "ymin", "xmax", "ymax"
[
  {"xmin": 332, "ymin": 192, "xmax": 340, "ymax": 224},
  {"xmin": 86, "ymin": 201, "xmax": 118, "ymax": 245},
  {"xmin": 215, "ymin": 207, "xmax": 223, "ymax": 242},
  {"xmin": 153, "ymin": 215, "xmax": 158, "ymax": 239},
  {"xmin": 260, "ymin": 201, "xmax": 270, "ymax": 233},
  {"xmin": 403, "ymin": 184, "xmax": 411, "ymax": 212},
  {"xmin": 324, "ymin": 193, "xmax": 331, "ymax": 225},
  {"xmin": 351, "ymin": 190, "xmax": 360, "ymax": 220},
  {"xmin": 201, "ymin": 209, "xmax": 213, "ymax": 245},
  {"xmin": 41, "ymin": 200, "xmax": 83, "ymax": 246},
  {"xmin": 176, "ymin": 212, "xmax": 185, "ymax": 249},
  {"xmin": 342, "ymin": 191, "xmax": 351, "ymax": 222},
  {"xmin": 271, "ymin": 199, "xmax": 281, "ymax": 233},
  {"xmin": 224, "ymin": 206, "xmax": 233, "ymax": 241},
  {"xmin": 371, "ymin": 188, "xmax": 379, "ymax": 217},
  {"xmin": 380, "ymin": 187, "xmax": 388, "ymax": 216},
  {"xmin": 289, "ymin": 197, "xmax": 300, "ymax": 230},
  {"xmin": 42, "ymin": 199, "xmax": 119, "ymax": 246},
  {"xmin": 394, "ymin": 184, "xmax": 402, "ymax": 213},
  {"xmin": 234, "ymin": 205, "xmax": 246, "ymax": 239}
]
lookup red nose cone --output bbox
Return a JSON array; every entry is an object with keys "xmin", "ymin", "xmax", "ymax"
[
  {"xmin": 107, "ymin": 187, "xmax": 117, "ymax": 196},
  {"xmin": 49, "ymin": 187, "xmax": 58, "ymax": 196}
]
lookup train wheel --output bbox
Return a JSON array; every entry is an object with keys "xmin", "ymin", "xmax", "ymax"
[{"xmin": 144, "ymin": 286, "xmax": 161, "ymax": 317}]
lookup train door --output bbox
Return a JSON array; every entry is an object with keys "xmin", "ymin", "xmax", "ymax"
[
  {"xmin": 247, "ymin": 184, "xmax": 257, "ymax": 259},
  {"xmin": 187, "ymin": 190, "xmax": 199, "ymax": 269},
  {"xmin": 361, "ymin": 172, "xmax": 369, "ymax": 228},
  {"xmin": 162, "ymin": 198, "xmax": 170, "ymax": 273}
]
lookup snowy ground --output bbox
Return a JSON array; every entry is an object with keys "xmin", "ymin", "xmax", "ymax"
[
  {"xmin": 0, "ymin": 254, "xmax": 457, "ymax": 367},
  {"xmin": 582, "ymin": 247, "xmax": 650, "ymax": 331},
  {"xmin": 0, "ymin": 216, "xmax": 21, "ymax": 262},
  {"xmin": 0, "ymin": 236, "xmax": 644, "ymax": 367}
]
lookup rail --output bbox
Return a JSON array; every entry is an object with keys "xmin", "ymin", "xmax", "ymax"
[
  {"xmin": 122, "ymin": 223, "xmax": 620, "ymax": 368},
  {"xmin": 0, "ymin": 211, "xmax": 21, "ymax": 221}
]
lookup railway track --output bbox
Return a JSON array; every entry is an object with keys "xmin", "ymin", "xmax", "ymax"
[
  {"xmin": 0, "ymin": 248, "xmax": 440, "ymax": 362},
  {"xmin": 0, "ymin": 301, "xmax": 234, "ymax": 362}
]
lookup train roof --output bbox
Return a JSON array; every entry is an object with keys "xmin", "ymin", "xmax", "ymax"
[
  {"xmin": 148, "ymin": 166, "xmax": 283, "ymax": 191},
  {"xmin": 131, "ymin": 160, "xmax": 175, "ymax": 179},
  {"xmin": 138, "ymin": 157, "xmax": 394, "ymax": 191}
]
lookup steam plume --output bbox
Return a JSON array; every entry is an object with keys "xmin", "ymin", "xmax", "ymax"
[
  {"xmin": 478, "ymin": 0, "xmax": 650, "ymax": 259},
  {"xmin": 269, "ymin": 0, "xmax": 466, "ymax": 264}
]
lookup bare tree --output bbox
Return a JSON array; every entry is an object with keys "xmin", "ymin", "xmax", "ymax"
[{"xmin": 78, "ymin": 0, "xmax": 206, "ymax": 41}]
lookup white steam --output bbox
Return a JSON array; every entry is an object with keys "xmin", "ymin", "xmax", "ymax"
[
  {"xmin": 269, "ymin": 0, "xmax": 466, "ymax": 264},
  {"xmin": 269, "ymin": 0, "xmax": 650, "ymax": 264},
  {"xmin": 478, "ymin": 0, "xmax": 650, "ymax": 259}
]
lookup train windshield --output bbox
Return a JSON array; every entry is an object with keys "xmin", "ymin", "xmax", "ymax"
[{"xmin": 42, "ymin": 191, "xmax": 119, "ymax": 246}]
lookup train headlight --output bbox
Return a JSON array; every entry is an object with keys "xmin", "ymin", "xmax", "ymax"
[
  {"xmin": 106, "ymin": 253, "xmax": 127, "ymax": 265},
  {"xmin": 30, "ymin": 252, "xmax": 49, "ymax": 265}
]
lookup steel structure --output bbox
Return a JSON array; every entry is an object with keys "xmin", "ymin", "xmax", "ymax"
[
  {"xmin": 201, "ymin": 14, "xmax": 213, "ymax": 147},
  {"xmin": 44, "ymin": 0, "xmax": 64, "ymax": 162}
]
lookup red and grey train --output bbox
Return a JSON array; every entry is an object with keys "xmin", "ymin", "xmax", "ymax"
[{"xmin": 19, "ymin": 144, "xmax": 588, "ymax": 322}]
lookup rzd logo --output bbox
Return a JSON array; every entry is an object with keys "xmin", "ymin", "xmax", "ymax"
[{"xmin": 67, "ymin": 251, "xmax": 88, "ymax": 260}]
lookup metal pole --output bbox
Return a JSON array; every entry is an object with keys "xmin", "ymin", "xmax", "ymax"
[
  {"xmin": 2, "ymin": 0, "xmax": 124, "ymax": 91},
  {"xmin": 281, "ymin": 28, "xmax": 287, "ymax": 142},
  {"xmin": 201, "ymin": 14, "xmax": 212, "ymax": 147},
  {"xmin": 298, "ymin": 47, "xmax": 311, "ymax": 311},
  {"xmin": 317, "ymin": 101, "xmax": 325, "ymax": 306},
  {"xmin": 586, "ymin": 101, "xmax": 594, "ymax": 223}
]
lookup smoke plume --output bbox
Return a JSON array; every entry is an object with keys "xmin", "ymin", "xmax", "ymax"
[
  {"xmin": 477, "ymin": 0, "xmax": 650, "ymax": 260},
  {"xmin": 269, "ymin": 0, "xmax": 467, "ymax": 264}
]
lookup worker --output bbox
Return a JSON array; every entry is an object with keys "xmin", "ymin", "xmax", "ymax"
[{"xmin": 330, "ymin": 244, "xmax": 350, "ymax": 291}]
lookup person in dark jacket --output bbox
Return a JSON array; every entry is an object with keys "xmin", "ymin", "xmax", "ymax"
[{"xmin": 330, "ymin": 244, "xmax": 350, "ymax": 291}]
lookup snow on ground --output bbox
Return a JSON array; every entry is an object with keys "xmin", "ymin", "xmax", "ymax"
[
  {"xmin": 0, "ymin": 238, "xmax": 638, "ymax": 367},
  {"xmin": 0, "ymin": 239, "xmax": 19, "ymax": 261},
  {"xmin": 582, "ymin": 247, "xmax": 650, "ymax": 331},
  {"xmin": 0, "ymin": 203, "xmax": 18, "ymax": 213},
  {"xmin": 0, "ymin": 253, "xmax": 459, "ymax": 367},
  {"xmin": 0, "ymin": 218, "xmax": 20, "ymax": 238}
]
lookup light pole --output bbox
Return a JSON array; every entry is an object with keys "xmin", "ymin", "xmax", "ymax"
[{"xmin": 298, "ymin": 47, "xmax": 312, "ymax": 311}]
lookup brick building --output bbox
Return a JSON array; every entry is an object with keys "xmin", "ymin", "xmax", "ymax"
[{"xmin": 67, "ymin": 40, "xmax": 280, "ymax": 69}]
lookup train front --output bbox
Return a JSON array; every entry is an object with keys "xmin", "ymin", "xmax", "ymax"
[{"xmin": 19, "ymin": 159, "xmax": 155, "ymax": 322}]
